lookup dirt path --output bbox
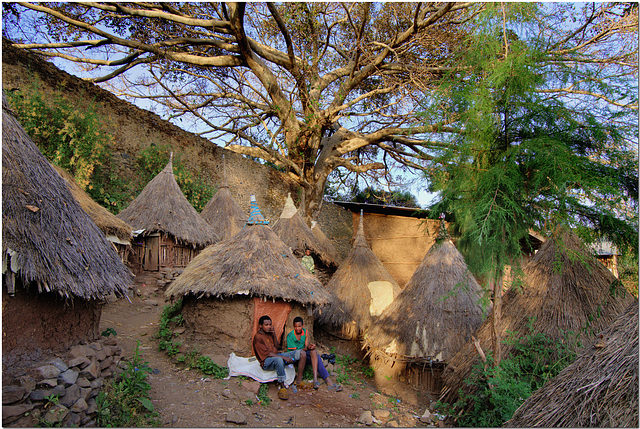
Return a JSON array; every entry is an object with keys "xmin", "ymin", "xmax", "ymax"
[{"xmin": 99, "ymin": 283, "xmax": 432, "ymax": 428}]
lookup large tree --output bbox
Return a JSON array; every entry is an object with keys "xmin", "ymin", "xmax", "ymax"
[
  {"xmin": 423, "ymin": 3, "xmax": 638, "ymax": 366},
  {"xmin": 3, "ymin": 1, "xmax": 478, "ymax": 220},
  {"xmin": 3, "ymin": 2, "xmax": 636, "ymax": 225}
]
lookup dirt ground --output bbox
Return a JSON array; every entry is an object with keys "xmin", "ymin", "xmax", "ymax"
[{"xmin": 99, "ymin": 278, "xmax": 436, "ymax": 428}]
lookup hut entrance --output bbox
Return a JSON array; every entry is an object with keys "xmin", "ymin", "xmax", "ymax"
[{"xmin": 146, "ymin": 235, "xmax": 160, "ymax": 271}]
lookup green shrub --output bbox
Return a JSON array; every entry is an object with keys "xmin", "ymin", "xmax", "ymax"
[
  {"xmin": 96, "ymin": 341, "xmax": 160, "ymax": 427},
  {"xmin": 438, "ymin": 325, "xmax": 580, "ymax": 427}
]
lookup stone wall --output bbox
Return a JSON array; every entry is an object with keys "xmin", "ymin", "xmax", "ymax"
[
  {"xmin": 1, "ymin": 39, "xmax": 352, "ymax": 259},
  {"xmin": 2, "ymin": 337, "xmax": 124, "ymax": 427}
]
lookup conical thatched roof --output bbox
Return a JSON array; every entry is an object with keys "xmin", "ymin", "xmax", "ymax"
[
  {"xmin": 440, "ymin": 227, "xmax": 634, "ymax": 404},
  {"xmin": 53, "ymin": 165, "xmax": 132, "ymax": 243},
  {"xmin": 315, "ymin": 213, "xmax": 401, "ymax": 335},
  {"xmin": 2, "ymin": 93, "xmax": 132, "ymax": 299},
  {"xmin": 200, "ymin": 184, "xmax": 245, "ymax": 242},
  {"xmin": 364, "ymin": 236, "xmax": 484, "ymax": 362},
  {"xmin": 310, "ymin": 220, "xmax": 341, "ymax": 264},
  {"xmin": 165, "ymin": 223, "xmax": 330, "ymax": 306},
  {"xmin": 200, "ymin": 155, "xmax": 246, "ymax": 240},
  {"xmin": 506, "ymin": 300, "xmax": 638, "ymax": 428},
  {"xmin": 271, "ymin": 193, "xmax": 339, "ymax": 267},
  {"xmin": 117, "ymin": 155, "xmax": 219, "ymax": 246}
]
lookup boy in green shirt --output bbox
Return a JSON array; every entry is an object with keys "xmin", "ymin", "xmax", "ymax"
[{"xmin": 286, "ymin": 316, "xmax": 342, "ymax": 391}]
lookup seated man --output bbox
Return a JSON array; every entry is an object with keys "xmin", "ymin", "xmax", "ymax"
[
  {"xmin": 252, "ymin": 315, "xmax": 306, "ymax": 399},
  {"xmin": 286, "ymin": 316, "xmax": 343, "ymax": 392}
]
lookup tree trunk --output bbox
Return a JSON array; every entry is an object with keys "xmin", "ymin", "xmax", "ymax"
[{"xmin": 490, "ymin": 273, "xmax": 503, "ymax": 367}]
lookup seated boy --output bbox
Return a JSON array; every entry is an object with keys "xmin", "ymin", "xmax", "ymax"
[
  {"xmin": 286, "ymin": 316, "xmax": 342, "ymax": 391},
  {"xmin": 252, "ymin": 315, "xmax": 306, "ymax": 399}
]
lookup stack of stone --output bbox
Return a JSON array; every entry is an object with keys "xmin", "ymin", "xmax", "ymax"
[{"xmin": 2, "ymin": 337, "xmax": 124, "ymax": 427}]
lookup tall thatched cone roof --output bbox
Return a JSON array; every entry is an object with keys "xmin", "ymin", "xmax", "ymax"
[
  {"xmin": 53, "ymin": 165, "xmax": 132, "ymax": 243},
  {"xmin": 440, "ymin": 227, "xmax": 634, "ymax": 404},
  {"xmin": 117, "ymin": 154, "xmax": 219, "ymax": 246},
  {"xmin": 271, "ymin": 193, "xmax": 339, "ymax": 267},
  {"xmin": 506, "ymin": 300, "xmax": 639, "ymax": 428},
  {"xmin": 2, "ymin": 93, "xmax": 132, "ymax": 299},
  {"xmin": 363, "ymin": 235, "xmax": 484, "ymax": 362},
  {"xmin": 200, "ymin": 159, "xmax": 246, "ymax": 241},
  {"xmin": 310, "ymin": 220, "xmax": 341, "ymax": 264},
  {"xmin": 315, "ymin": 212, "xmax": 401, "ymax": 335},
  {"xmin": 165, "ymin": 220, "xmax": 330, "ymax": 306}
]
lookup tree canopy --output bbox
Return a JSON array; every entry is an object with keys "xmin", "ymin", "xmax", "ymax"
[{"xmin": 3, "ymin": 2, "xmax": 637, "ymax": 227}]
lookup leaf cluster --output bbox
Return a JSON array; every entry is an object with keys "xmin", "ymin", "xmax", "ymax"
[
  {"xmin": 439, "ymin": 325, "xmax": 580, "ymax": 427},
  {"xmin": 426, "ymin": 3, "xmax": 638, "ymax": 279}
]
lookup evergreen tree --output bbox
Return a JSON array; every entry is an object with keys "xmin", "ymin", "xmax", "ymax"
[{"xmin": 424, "ymin": 3, "xmax": 638, "ymax": 365}]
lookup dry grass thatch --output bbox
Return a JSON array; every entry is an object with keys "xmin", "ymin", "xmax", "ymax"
[
  {"xmin": 200, "ymin": 185, "xmax": 246, "ymax": 241},
  {"xmin": 2, "ymin": 93, "xmax": 132, "ymax": 299},
  {"xmin": 53, "ymin": 165, "xmax": 132, "ymax": 242},
  {"xmin": 165, "ymin": 224, "xmax": 330, "ymax": 306},
  {"xmin": 364, "ymin": 238, "xmax": 485, "ymax": 363},
  {"xmin": 506, "ymin": 300, "xmax": 639, "ymax": 428},
  {"xmin": 315, "ymin": 214, "xmax": 400, "ymax": 335},
  {"xmin": 271, "ymin": 194, "xmax": 339, "ymax": 267},
  {"xmin": 117, "ymin": 156, "xmax": 219, "ymax": 246},
  {"xmin": 310, "ymin": 220, "xmax": 341, "ymax": 264},
  {"xmin": 440, "ymin": 227, "xmax": 634, "ymax": 404}
]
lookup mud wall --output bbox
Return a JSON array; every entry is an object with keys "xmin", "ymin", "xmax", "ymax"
[
  {"xmin": 1, "ymin": 40, "xmax": 352, "ymax": 260},
  {"xmin": 180, "ymin": 296, "xmax": 316, "ymax": 360},
  {"xmin": 2, "ymin": 285, "xmax": 101, "ymax": 370},
  {"xmin": 355, "ymin": 213, "xmax": 442, "ymax": 288}
]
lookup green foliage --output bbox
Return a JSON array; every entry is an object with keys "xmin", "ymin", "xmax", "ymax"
[
  {"xmin": 5, "ymin": 79, "xmax": 132, "ymax": 214},
  {"xmin": 196, "ymin": 356, "xmax": 229, "ymax": 379},
  {"xmin": 438, "ymin": 326, "xmax": 580, "ymax": 427},
  {"xmin": 257, "ymin": 383, "xmax": 271, "ymax": 406},
  {"xmin": 101, "ymin": 328, "xmax": 117, "ymax": 338},
  {"xmin": 351, "ymin": 186, "xmax": 419, "ymax": 208},
  {"xmin": 96, "ymin": 341, "xmax": 160, "ymax": 427},
  {"xmin": 136, "ymin": 144, "xmax": 216, "ymax": 211},
  {"xmin": 618, "ymin": 253, "xmax": 639, "ymax": 298},
  {"xmin": 425, "ymin": 3, "xmax": 638, "ymax": 278}
]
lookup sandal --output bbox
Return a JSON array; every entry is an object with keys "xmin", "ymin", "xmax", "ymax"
[
  {"xmin": 313, "ymin": 381, "xmax": 321, "ymax": 390},
  {"xmin": 278, "ymin": 387, "xmax": 289, "ymax": 400},
  {"xmin": 328, "ymin": 384, "xmax": 343, "ymax": 392}
]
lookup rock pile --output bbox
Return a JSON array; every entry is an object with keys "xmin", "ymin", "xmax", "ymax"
[{"xmin": 2, "ymin": 337, "xmax": 124, "ymax": 427}]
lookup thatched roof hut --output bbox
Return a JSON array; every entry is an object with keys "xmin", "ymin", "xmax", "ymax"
[
  {"xmin": 271, "ymin": 193, "xmax": 339, "ymax": 268},
  {"xmin": 117, "ymin": 155, "xmax": 219, "ymax": 246},
  {"xmin": 2, "ymin": 93, "xmax": 132, "ymax": 363},
  {"xmin": 506, "ymin": 300, "xmax": 638, "ymax": 428},
  {"xmin": 200, "ymin": 160, "xmax": 246, "ymax": 241},
  {"xmin": 165, "ymin": 197, "xmax": 330, "ymax": 357},
  {"xmin": 316, "ymin": 212, "xmax": 401, "ymax": 338},
  {"xmin": 165, "ymin": 222, "xmax": 330, "ymax": 304},
  {"xmin": 364, "ymin": 236, "xmax": 485, "ymax": 363},
  {"xmin": 53, "ymin": 165, "xmax": 132, "ymax": 244},
  {"xmin": 2, "ymin": 93, "xmax": 132, "ymax": 300},
  {"xmin": 440, "ymin": 227, "xmax": 634, "ymax": 404}
]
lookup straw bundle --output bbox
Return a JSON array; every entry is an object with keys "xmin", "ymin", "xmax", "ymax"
[
  {"xmin": 2, "ymin": 93, "xmax": 132, "ymax": 299},
  {"xmin": 440, "ymin": 227, "xmax": 634, "ymax": 404},
  {"xmin": 117, "ymin": 156, "xmax": 219, "ymax": 246},
  {"xmin": 506, "ymin": 301, "xmax": 638, "ymax": 428},
  {"xmin": 315, "ymin": 213, "xmax": 401, "ymax": 335},
  {"xmin": 364, "ymin": 238, "xmax": 484, "ymax": 362},
  {"xmin": 271, "ymin": 194, "xmax": 339, "ymax": 267},
  {"xmin": 53, "ymin": 165, "xmax": 132, "ymax": 242},
  {"xmin": 165, "ymin": 224, "xmax": 330, "ymax": 306}
]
